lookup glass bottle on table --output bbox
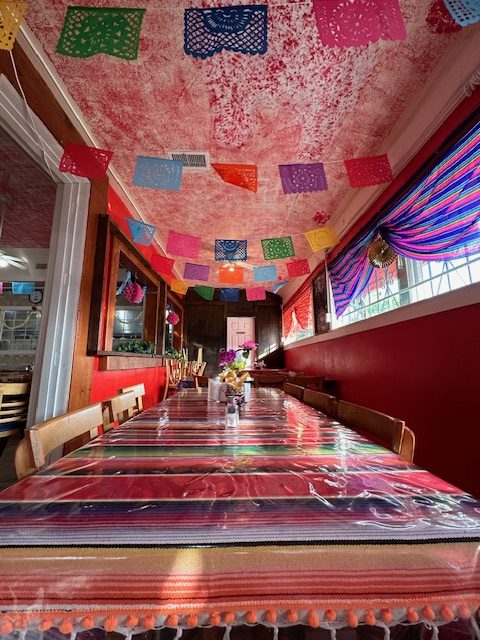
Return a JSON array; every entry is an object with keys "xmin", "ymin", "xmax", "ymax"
[{"xmin": 225, "ymin": 395, "xmax": 239, "ymax": 428}]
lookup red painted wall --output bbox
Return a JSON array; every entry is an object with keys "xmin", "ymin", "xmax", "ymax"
[
  {"xmin": 285, "ymin": 302, "xmax": 480, "ymax": 497},
  {"xmin": 89, "ymin": 186, "xmax": 168, "ymax": 407},
  {"xmin": 91, "ymin": 359, "xmax": 166, "ymax": 409}
]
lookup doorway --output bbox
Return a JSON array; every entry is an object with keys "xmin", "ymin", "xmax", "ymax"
[{"xmin": 226, "ymin": 317, "xmax": 256, "ymax": 367}]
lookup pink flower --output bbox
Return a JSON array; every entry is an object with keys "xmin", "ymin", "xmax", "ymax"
[
  {"xmin": 218, "ymin": 349, "xmax": 237, "ymax": 367},
  {"xmin": 239, "ymin": 340, "xmax": 257, "ymax": 351}
]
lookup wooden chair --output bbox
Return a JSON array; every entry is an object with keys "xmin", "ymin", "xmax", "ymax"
[
  {"xmin": 294, "ymin": 376, "xmax": 325, "ymax": 391},
  {"xmin": 398, "ymin": 426, "xmax": 415, "ymax": 463},
  {"xmin": 102, "ymin": 391, "xmax": 136, "ymax": 432},
  {"xmin": 304, "ymin": 389, "xmax": 338, "ymax": 418},
  {"xmin": 337, "ymin": 400, "xmax": 404, "ymax": 453},
  {"xmin": 165, "ymin": 358, "xmax": 185, "ymax": 396},
  {"xmin": 17, "ymin": 402, "xmax": 104, "ymax": 475},
  {"xmin": 194, "ymin": 375, "xmax": 209, "ymax": 390},
  {"xmin": 253, "ymin": 373, "xmax": 286, "ymax": 388},
  {"xmin": 120, "ymin": 383, "xmax": 145, "ymax": 415},
  {"xmin": 283, "ymin": 382, "xmax": 304, "ymax": 401},
  {"xmin": 0, "ymin": 382, "xmax": 30, "ymax": 441},
  {"xmin": 197, "ymin": 362, "xmax": 207, "ymax": 376}
]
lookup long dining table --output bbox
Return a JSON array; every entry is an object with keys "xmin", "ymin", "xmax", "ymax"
[{"xmin": 0, "ymin": 387, "xmax": 479, "ymax": 638}]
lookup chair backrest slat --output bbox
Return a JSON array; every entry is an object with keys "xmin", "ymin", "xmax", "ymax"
[
  {"xmin": 120, "ymin": 383, "xmax": 145, "ymax": 414},
  {"xmin": 102, "ymin": 391, "xmax": 136, "ymax": 432},
  {"xmin": 28, "ymin": 402, "xmax": 103, "ymax": 470},
  {"xmin": 0, "ymin": 382, "xmax": 30, "ymax": 433},
  {"xmin": 283, "ymin": 382, "xmax": 304, "ymax": 401},
  {"xmin": 337, "ymin": 400, "xmax": 404, "ymax": 452},
  {"xmin": 253, "ymin": 374, "xmax": 286, "ymax": 388},
  {"xmin": 294, "ymin": 376, "xmax": 325, "ymax": 391},
  {"xmin": 303, "ymin": 389, "xmax": 337, "ymax": 418},
  {"xmin": 398, "ymin": 426, "xmax": 415, "ymax": 463}
]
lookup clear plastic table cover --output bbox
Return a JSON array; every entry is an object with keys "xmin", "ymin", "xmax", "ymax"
[{"xmin": 0, "ymin": 388, "xmax": 479, "ymax": 637}]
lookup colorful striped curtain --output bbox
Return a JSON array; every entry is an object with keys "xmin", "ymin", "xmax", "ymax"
[
  {"xmin": 330, "ymin": 120, "xmax": 480, "ymax": 316},
  {"xmin": 283, "ymin": 286, "xmax": 313, "ymax": 337}
]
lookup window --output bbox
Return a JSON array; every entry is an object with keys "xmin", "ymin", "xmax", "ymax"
[
  {"xmin": 0, "ymin": 308, "xmax": 41, "ymax": 352},
  {"xmin": 283, "ymin": 286, "xmax": 314, "ymax": 345},
  {"xmin": 331, "ymin": 252, "xmax": 480, "ymax": 328}
]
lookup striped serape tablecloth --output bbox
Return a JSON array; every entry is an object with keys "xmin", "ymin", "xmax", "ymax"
[{"xmin": 0, "ymin": 388, "xmax": 479, "ymax": 637}]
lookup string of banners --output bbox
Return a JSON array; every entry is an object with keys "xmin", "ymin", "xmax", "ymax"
[
  {"xmin": 3, "ymin": 1, "xmax": 475, "ymax": 55},
  {"xmin": 57, "ymin": 142, "xmax": 396, "ymax": 193}
]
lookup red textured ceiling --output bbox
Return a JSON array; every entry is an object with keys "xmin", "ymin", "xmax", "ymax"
[
  {"xmin": 23, "ymin": 1, "xmax": 466, "ymax": 284},
  {"xmin": 0, "ymin": 128, "xmax": 56, "ymax": 249}
]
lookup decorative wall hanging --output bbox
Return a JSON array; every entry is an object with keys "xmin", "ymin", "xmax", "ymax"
[
  {"xmin": 151, "ymin": 254, "xmax": 174, "ymax": 276},
  {"xmin": 219, "ymin": 265, "xmax": 244, "ymax": 284},
  {"xmin": 0, "ymin": 2, "xmax": 27, "ymax": 51},
  {"xmin": 171, "ymin": 279, "xmax": 189, "ymax": 295},
  {"xmin": 133, "ymin": 157, "xmax": 183, "ymax": 191},
  {"xmin": 195, "ymin": 285, "xmax": 215, "ymax": 301},
  {"xmin": 279, "ymin": 163, "xmax": 328, "ymax": 195},
  {"xmin": 304, "ymin": 226, "xmax": 339, "ymax": 252},
  {"xmin": 443, "ymin": 0, "xmax": 480, "ymax": 25},
  {"xmin": 312, "ymin": 0, "xmax": 406, "ymax": 47},
  {"xmin": 426, "ymin": 0, "xmax": 462, "ymax": 32},
  {"xmin": 345, "ymin": 154, "xmax": 393, "ymax": 188},
  {"xmin": 220, "ymin": 288, "xmax": 240, "ymax": 302},
  {"xmin": 211, "ymin": 164, "xmax": 257, "ymax": 192},
  {"xmin": 56, "ymin": 7, "xmax": 145, "ymax": 60},
  {"xmin": 59, "ymin": 143, "xmax": 112, "ymax": 180},
  {"xmin": 330, "ymin": 120, "xmax": 480, "ymax": 316},
  {"xmin": 215, "ymin": 239, "xmax": 248, "ymax": 262},
  {"xmin": 166, "ymin": 230, "xmax": 201, "ymax": 260},
  {"xmin": 184, "ymin": 262, "xmax": 210, "ymax": 282},
  {"xmin": 272, "ymin": 281, "xmax": 288, "ymax": 293},
  {"xmin": 123, "ymin": 282, "xmax": 145, "ymax": 304},
  {"xmin": 246, "ymin": 286, "xmax": 266, "ymax": 302},
  {"xmin": 11, "ymin": 281, "xmax": 34, "ymax": 295},
  {"xmin": 367, "ymin": 236, "xmax": 398, "ymax": 268},
  {"xmin": 184, "ymin": 5, "xmax": 268, "ymax": 59},
  {"xmin": 313, "ymin": 210, "xmax": 331, "ymax": 226},
  {"xmin": 253, "ymin": 265, "xmax": 277, "ymax": 282},
  {"xmin": 261, "ymin": 236, "xmax": 295, "ymax": 260},
  {"xmin": 167, "ymin": 310, "xmax": 180, "ymax": 325},
  {"xmin": 286, "ymin": 259, "xmax": 311, "ymax": 278},
  {"xmin": 126, "ymin": 217, "xmax": 156, "ymax": 247}
]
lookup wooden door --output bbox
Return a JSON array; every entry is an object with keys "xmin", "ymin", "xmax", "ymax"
[{"xmin": 226, "ymin": 317, "xmax": 256, "ymax": 367}]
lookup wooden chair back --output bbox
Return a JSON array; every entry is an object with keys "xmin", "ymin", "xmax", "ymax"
[
  {"xmin": 14, "ymin": 437, "xmax": 37, "ymax": 480},
  {"xmin": 194, "ymin": 375, "xmax": 209, "ymax": 390},
  {"xmin": 283, "ymin": 382, "xmax": 304, "ymax": 401},
  {"xmin": 337, "ymin": 400, "xmax": 404, "ymax": 453},
  {"xmin": 0, "ymin": 382, "xmax": 30, "ymax": 439},
  {"xmin": 253, "ymin": 373, "xmax": 286, "ymax": 388},
  {"xmin": 168, "ymin": 359, "xmax": 185, "ymax": 388},
  {"xmin": 304, "ymin": 389, "xmax": 338, "ymax": 418},
  {"xmin": 398, "ymin": 426, "xmax": 415, "ymax": 463},
  {"xmin": 102, "ymin": 391, "xmax": 136, "ymax": 432},
  {"xmin": 294, "ymin": 376, "xmax": 325, "ymax": 391},
  {"xmin": 197, "ymin": 362, "xmax": 207, "ymax": 376},
  {"xmin": 120, "ymin": 383, "xmax": 145, "ymax": 414},
  {"xmin": 28, "ymin": 402, "xmax": 103, "ymax": 470}
]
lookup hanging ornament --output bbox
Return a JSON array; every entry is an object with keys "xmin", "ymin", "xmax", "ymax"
[
  {"xmin": 313, "ymin": 210, "xmax": 331, "ymax": 226},
  {"xmin": 123, "ymin": 282, "xmax": 145, "ymax": 304},
  {"xmin": 367, "ymin": 236, "xmax": 398, "ymax": 268},
  {"xmin": 167, "ymin": 310, "xmax": 180, "ymax": 325}
]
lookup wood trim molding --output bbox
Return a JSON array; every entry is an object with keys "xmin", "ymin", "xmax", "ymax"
[{"xmin": 98, "ymin": 354, "xmax": 169, "ymax": 371}]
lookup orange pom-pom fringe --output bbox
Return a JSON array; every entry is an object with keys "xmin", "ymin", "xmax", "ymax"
[
  {"xmin": 423, "ymin": 607, "xmax": 436, "ymax": 621},
  {"xmin": 325, "ymin": 609, "xmax": 336, "ymax": 622},
  {"xmin": 365, "ymin": 610, "xmax": 376, "ymax": 626},
  {"xmin": 210, "ymin": 613, "xmax": 221, "ymax": 626},
  {"xmin": 82, "ymin": 616, "xmax": 95, "ymax": 630},
  {"xmin": 286, "ymin": 609, "xmax": 298, "ymax": 623},
  {"xmin": 166, "ymin": 615, "xmax": 179, "ymax": 627},
  {"xmin": 458, "ymin": 605, "xmax": 471, "ymax": 620},
  {"xmin": 126, "ymin": 615, "xmax": 139, "ymax": 628},
  {"xmin": 143, "ymin": 614, "xmax": 156, "ymax": 630},
  {"xmin": 307, "ymin": 611, "xmax": 320, "ymax": 628},
  {"xmin": 104, "ymin": 616, "xmax": 118, "ymax": 632},
  {"xmin": 381, "ymin": 609, "xmax": 394, "ymax": 624},
  {"xmin": 265, "ymin": 610, "xmax": 277, "ymax": 624},
  {"xmin": 187, "ymin": 614, "xmax": 198, "ymax": 628},
  {"xmin": 59, "ymin": 619, "xmax": 73, "ymax": 634},
  {"xmin": 0, "ymin": 618, "xmax": 13, "ymax": 635},
  {"xmin": 347, "ymin": 610, "xmax": 359, "ymax": 628},
  {"xmin": 39, "ymin": 618, "xmax": 53, "ymax": 631},
  {"xmin": 407, "ymin": 607, "xmax": 419, "ymax": 623},
  {"xmin": 246, "ymin": 611, "xmax": 257, "ymax": 624},
  {"xmin": 441, "ymin": 606, "xmax": 454, "ymax": 621},
  {"xmin": 224, "ymin": 612, "xmax": 235, "ymax": 625}
]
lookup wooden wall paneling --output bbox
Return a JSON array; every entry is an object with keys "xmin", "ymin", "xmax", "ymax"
[
  {"xmin": 255, "ymin": 303, "xmax": 284, "ymax": 368},
  {"xmin": 185, "ymin": 302, "xmax": 226, "ymax": 376}
]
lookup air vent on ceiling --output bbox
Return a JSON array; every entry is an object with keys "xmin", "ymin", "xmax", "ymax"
[
  {"xmin": 166, "ymin": 150, "xmax": 211, "ymax": 171},
  {"xmin": 35, "ymin": 263, "xmax": 48, "ymax": 270}
]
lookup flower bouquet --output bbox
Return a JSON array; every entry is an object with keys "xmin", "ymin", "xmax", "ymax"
[{"xmin": 217, "ymin": 341, "xmax": 257, "ymax": 392}]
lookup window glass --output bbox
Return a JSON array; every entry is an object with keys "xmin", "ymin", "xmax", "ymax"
[{"xmin": 331, "ymin": 253, "xmax": 480, "ymax": 328}]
